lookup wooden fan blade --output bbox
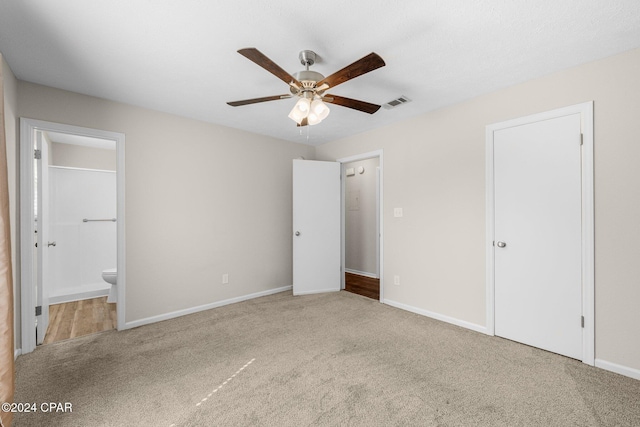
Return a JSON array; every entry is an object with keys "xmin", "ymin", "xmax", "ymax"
[
  {"xmin": 238, "ymin": 48, "xmax": 302, "ymax": 88},
  {"xmin": 316, "ymin": 52, "xmax": 385, "ymax": 89},
  {"xmin": 296, "ymin": 117, "xmax": 309, "ymax": 127},
  {"xmin": 323, "ymin": 94, "xmax": 381, "ymax": 114},
  {"xmin": 227, "ymin": 94, "xmax": 292, "ymax": 107}
]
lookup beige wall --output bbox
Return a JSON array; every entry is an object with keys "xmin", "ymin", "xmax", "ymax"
[
  {"xmin": 51, "ymin": 142, "xmax": 116, "ymax": 171},
  {"xmin": 316, "ymin": 48, "xmax": 640, "ymax": 372},
  {"xmin": 17, "ymin": 81, "xmax": 314, "ymax": 325},
  {"xmin": 2, "ymin": 54, "xmax": 19, "ymax": 351}
]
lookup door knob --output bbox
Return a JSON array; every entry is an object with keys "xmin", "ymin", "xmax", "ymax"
[
  {"xmin": 496, "ymin": 241, "xmax": 506, "ymax": 248},
  {"xmin": 295, "ymin": 231, "xmax": 301, "ymax": 236},
  {"xmin": 48, "ymin": 241, "xmax": 57, "ymax": 247}
]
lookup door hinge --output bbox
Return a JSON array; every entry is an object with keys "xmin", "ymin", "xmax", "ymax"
[
  {"xmin": 35, "ymin": 305, "xmax": 42, "ymax": 316},
  {"xmin": 581, "ymin": 315, "xmax": 585, "ymax": 328},
  {"xmin": 34, "ymin": 149, "xmax": 42, "ymax": 160},
  {"xmin": 580, "ymin": 134, "xmax": 584, "ymax": 146}
]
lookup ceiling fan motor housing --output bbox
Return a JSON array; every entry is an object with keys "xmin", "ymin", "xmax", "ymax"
[
  {"xmin": 289, "ymin": 50, "xmax": 325, "ymax": 96},
  {"xmin": 290, "ymin": 70, "xmax": 325, "ymax": 94}
]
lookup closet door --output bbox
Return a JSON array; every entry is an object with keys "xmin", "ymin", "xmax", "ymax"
[{"xmin": 493, "ymin": 113, "xmax": 582, "ymax": 359}]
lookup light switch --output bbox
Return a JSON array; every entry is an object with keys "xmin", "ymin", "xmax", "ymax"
[{"xmin": 394, "ymin": 208, "xmax": 403, "ymax": 217}]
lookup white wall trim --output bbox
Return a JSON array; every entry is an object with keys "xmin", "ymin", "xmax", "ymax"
[
  {"xmin": 337, "ymin": 150, "xmax": 384, "ymax": 302},
  {"xmin": 14, "ymin": 349, "xmax": 21, "ymax": 360},
  {"xmin": 385, "ymin": 299, "xmax": 488, "ymax": 334},
  {"xmin": 124, "ymin": 286, "xmax": 292, "ymax": 330},
  {"xmin": 595, "ymin": 359, "xmax": 640, "ymax": 381},
  {"xmin": 19, "ymin": 118, "xmax": 126, "ymax": 353},
  {"xmin": 344, "ymin": 268, "xmax": 378, "ymax": 279},
  {"xmin": 19, "ymin": 119, "xmax": 36, "ymax": 354},
  {"xmin": 336, "ymin": 150, "xmax": 383, "ymax": 165},
  {"xmin": 485, "ymin": 101, "xmax": 595, "ymax": 366},
  {"xmin": 49, "ymin": 165, "xmax": 116, "ymax": 174},
  {"xmin": 48, "ymin": 288, "xmax": 110, "ymax": 305},
  {"xmin": 294, "ymin": 289, "xmax": 341, "ymax": 296},
  {"xmin": 485, "ymin": 124, "xmax": 496, "ymax": 336}
]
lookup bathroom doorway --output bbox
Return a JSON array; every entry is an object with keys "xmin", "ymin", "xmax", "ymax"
[
  {"xmin": 20, "ymin": 119, "xmax": 125, "ymax": 353},
  {"xmin": 41, "ymin": 135, "xmax": 117, "ymax": 344}
]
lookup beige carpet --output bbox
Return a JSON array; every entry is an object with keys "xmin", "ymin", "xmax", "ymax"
[{"xmin": 13, "ymin": 291, "xmax": 640, "ymax": 426}]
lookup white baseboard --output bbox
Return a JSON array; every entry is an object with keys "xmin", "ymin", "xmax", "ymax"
[
  {"xmin": 595, "ymin": 359, "xmax": 640, "ymax": 381},
  {"xmin": 344, "ymin": 269, "xmax": 378, "ymax": 279},
  {"xmin": 14, "ymin": 349, "xmax": 21, "ymax": 360},
  {"xmin": 49, "ymin": 287, "xmax": 110, "ymax": 304},
  {"xmin": 293, "ymin": 289, "xmax": 341, "ymax": 296},
  {"xmin": 124, "ymin": 286, "xmax": 292, "ymax": 330},
  {"xmin": 384, "ymin": 299, "xmax": 487, "ymax": 335}
]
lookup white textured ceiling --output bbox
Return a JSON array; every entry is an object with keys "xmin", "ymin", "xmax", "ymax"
[{"xmin": 1, "ymin": 1, "xmax": 640, "ymax": 146}]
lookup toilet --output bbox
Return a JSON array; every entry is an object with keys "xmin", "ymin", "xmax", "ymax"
[{"xmin": 102, "ymin": 268, "xmax": 117, "ymax": 303}]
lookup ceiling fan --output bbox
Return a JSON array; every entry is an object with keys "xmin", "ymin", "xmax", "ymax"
[{"xmin": 227, "ymin": 48, "xmax": 386, "ymax": 126}]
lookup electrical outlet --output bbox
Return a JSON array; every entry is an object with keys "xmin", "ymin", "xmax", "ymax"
[
  {"xmin": 222, "ymin": 273, "xmax": 229, "ymax": 284},
  {"xmin": 394, "ymin": 208, "xmax": 403, "ymax": 218},
  {"xmin": 394, "ymin": 275, "xmax": 400, "ymax": 286}
]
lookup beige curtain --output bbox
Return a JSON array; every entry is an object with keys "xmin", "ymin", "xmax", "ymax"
[{"xmin": 0, "ymin": 53, "xmax": 15, "ymax": 427}]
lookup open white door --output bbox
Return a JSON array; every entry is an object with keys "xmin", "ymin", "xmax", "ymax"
[
  {"xmin": 292, "ymin": 159, "xmax": 341, "ymax": 295},
  {"xmin": 35, "ymin": 131, "xmax": 50, "ymax": 344}
]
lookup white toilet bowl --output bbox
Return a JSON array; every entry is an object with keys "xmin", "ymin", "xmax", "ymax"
[{"xmin": 102, "ymin": 268, "xmax": 117, "ymax": 303}]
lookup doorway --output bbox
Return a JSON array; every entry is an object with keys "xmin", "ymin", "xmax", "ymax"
[
  {"xmin": 486, "ymin": 102, "xmax": 594, "ymax": 365},
  {"xmin": 339, "ymin": 151, "xmax": 383, "ymax": 302},
  {"xmin": 20, "ymin": 119, "xmax": 126, "ymax": 354},
  {"xmin": 291, "ymin": 151, "xmax": 383, "ymax": 301},
  {"xmin": 342, "ymin": 157, "xmax": 380, "ymax": 300}
]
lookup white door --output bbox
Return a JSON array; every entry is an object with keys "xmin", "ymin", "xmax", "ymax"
[
  {"xmin": 494, "ymin": 113, "xmax": 582, "ymax": 360},
  {"xmin": 292, "ymin": 159, "xmax": 341, "ymax": 295},
  {"xmin": 35, "ymin": 132, "xmax": 50, "ymax": 344}
]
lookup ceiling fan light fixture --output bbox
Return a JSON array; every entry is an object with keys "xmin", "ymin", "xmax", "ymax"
[
  {"xmin": 288, "ymin": 98, "xmax": 311, "ymax": 124},
  {"xmin": 307, "ymin": 112, "xmax": 321, "ymax": 126},
  {"xmin": 307, "ymin": 103, "xmax": 330, "ymax": 126},
  {"xmin": 311, "ymin": 98, "xmax": 330, "ymax": 121}
]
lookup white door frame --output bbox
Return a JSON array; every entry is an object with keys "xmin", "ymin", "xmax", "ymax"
[
  {"xmin": 19, "ymin": 118, "xmax": 126, "ymax": 354},
  {"xmin": 35, "ymin": 131, "xmax": 50, "ymax": 344},
  {"xmin": 485, "ymin": 102, "xmax": 594, "ymax": 365},
  {"xmin": 337, "ymin": 150, "xmax": 384, "ymax": 302}
]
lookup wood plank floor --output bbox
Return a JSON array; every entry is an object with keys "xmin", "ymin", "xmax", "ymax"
[
  {"xmin": 345, "ymin": 272, "xmax": 380, "ymax": 300},
  {"xmin": 43, "ymin": 297, "xmax": 117, "ymax": 345}
]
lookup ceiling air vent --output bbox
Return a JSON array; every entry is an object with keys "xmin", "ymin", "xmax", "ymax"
[{"xmin": 383, "ymin": 95, "xmax": 411, "ymax": 110}]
